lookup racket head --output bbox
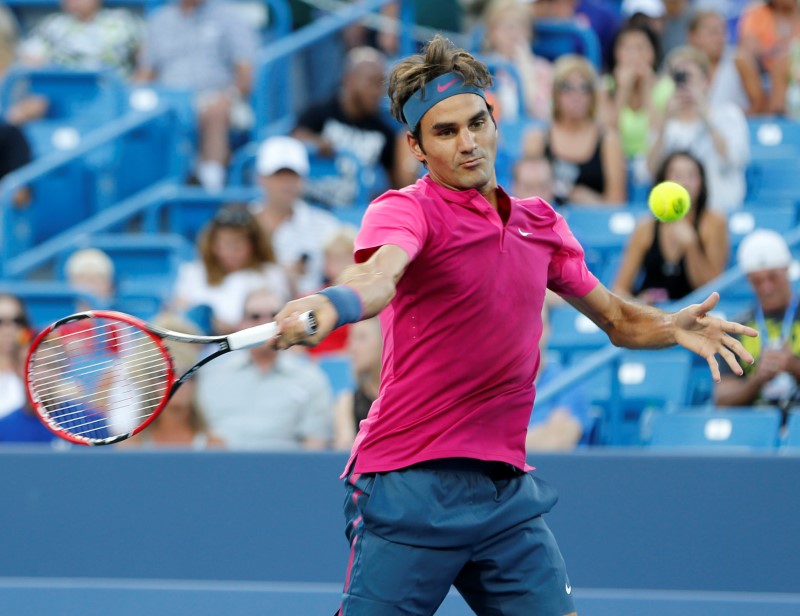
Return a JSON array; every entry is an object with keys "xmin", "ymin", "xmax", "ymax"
[{"xmin": 25, "ymin": 310, "xmax": 176, "ymax": 446}]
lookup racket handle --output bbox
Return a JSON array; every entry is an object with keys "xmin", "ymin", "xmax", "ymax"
[{"xmin": 227, "ymin": 311, "xmax": 317, "ymax": 351}]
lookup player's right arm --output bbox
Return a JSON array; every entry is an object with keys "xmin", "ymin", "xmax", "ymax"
[{"xmin": 273, "ymin": 244, "xmax": 409, "ymax": 348}]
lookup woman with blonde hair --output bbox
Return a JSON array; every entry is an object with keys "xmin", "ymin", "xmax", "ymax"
[
  {"xmin": 171, "ymin": 203, "xmax": 289, "ymax": 334},
  {"xmin": 524, "ymin": 54, "xmax": 627, "ymax": 205}
]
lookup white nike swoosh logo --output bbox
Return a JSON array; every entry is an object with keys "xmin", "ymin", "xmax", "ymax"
[
  {"xmin": 565, "ymin": 583, "xmax": 572, "ymax": 594},
  {"xmin": 518, "ymin": 228, "xmax": 532, "ymax": 237}
]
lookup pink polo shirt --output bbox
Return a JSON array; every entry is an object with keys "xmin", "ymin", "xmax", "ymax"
[{"xmin": 344, "ymin": 175, "xmax": 598, "ymax": 476}]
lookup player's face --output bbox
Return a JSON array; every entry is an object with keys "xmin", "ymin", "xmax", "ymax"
[
  {"xmin": 748, "ymin": 268, "xmax": 792, "ymax": 314},
  {"xmin": 410, "ymin": 93, "xmax": 497, "ymax": 195}
]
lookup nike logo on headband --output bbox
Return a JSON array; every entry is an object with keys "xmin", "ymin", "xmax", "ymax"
[{"xmin": 437, "ymin": 78, "xmax": 458, "ymax": 93}]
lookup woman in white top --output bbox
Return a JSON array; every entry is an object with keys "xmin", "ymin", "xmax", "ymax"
[
  {"xmin": 172, "ymin": 204, "xmax": 290, "ymax": 334},
  {"xmin": 648, "ymin": 46, "xmax": 750, "ymax": 213},
  {"xmin": 0, "ymin": 294, "xmax": 31, "ymax": 419}
]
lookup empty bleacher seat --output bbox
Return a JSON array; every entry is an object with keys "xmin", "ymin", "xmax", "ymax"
[
  {"xmin": 547, "ymin": 305, "xmax": 609, "ymax": 365},
  {"xmin": 783, "ymin": 411, "xmax": 800, "ymax": 449},
  {"xmin": 727, "ymin": 207, "xmax": 797, "ymax": 262},
  {"xmin": 643, "ymin": 408, "xmax": 782, "ymax": 450},
  {"xmin": 583, "ymin": 349, "xmax": 695, "ymax": 445},
  {"xmin": 56, "ymin": 232, "xmax": 194, "ymax": 300},
  {"xmin": 532, "ymin": 19, "xmax": 602, "ymax": 70},
  {"xmin": 0, "ymin": 280, "xmax": 98, "ymax": 329},
  {"xmin": 562, "ymin": 206, "xmax": 644, "ymax": 282}
]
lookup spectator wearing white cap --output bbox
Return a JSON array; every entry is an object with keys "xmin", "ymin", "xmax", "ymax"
[
  {"xmin": 250, "ymin": 135, "xmax": 342, "ymax": 297},
  {"xmin": 715, "ymin": 229, "xmax": 800, "ymax": 412},
  {"xmin": 622, "ymin": 0, "xmax": 666, "ymax": 35}
]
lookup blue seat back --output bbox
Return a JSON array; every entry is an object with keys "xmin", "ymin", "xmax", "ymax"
[{"xmin": 644, "ymin": 408, "xmax": 782, "ymax": 450}]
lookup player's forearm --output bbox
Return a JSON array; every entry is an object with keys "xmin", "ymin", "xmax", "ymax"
[{"xmin": 335, "ymin": 263, "xmax": 398, "ymax": 319}]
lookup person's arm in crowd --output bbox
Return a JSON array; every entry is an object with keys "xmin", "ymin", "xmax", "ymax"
[
  {"xmin": 525, "ymin": 409, "xmax": 583, "ymax": 452},
  {"xmin": 233, "ymin": 61, "xmax": 253, "ymax": 98},
  {"xmin": 566, "ymin": 284, "xmax": 756, "ymax": 382},
  {"xmin": 714, "ymin": 345, "xmax": 800, "ymax": 406},
  {"xmin": 681, "ymin": 211, "xmax": 729, "ymax": 289},
  {"xmin": 733, "ymin": 13, "xmax": 767, "ymax": 115},
  {"xmin": 612, "ymin": 218, "xmax": 653, "ymax": 297},
  {"xmin": 273, "ymin": 244, "xmax": 409, "ymax": 348}
]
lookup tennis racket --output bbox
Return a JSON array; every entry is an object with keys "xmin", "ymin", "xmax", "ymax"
[{"xmin": 24, "ymin": 309, "xmax": 317, "ymax": 446}]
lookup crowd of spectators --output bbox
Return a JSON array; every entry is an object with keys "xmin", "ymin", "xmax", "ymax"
[{"xmin": 2, "ymin": 0, "xmax": 800, "ymax": 449}]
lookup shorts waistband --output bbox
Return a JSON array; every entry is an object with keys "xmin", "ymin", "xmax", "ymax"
[{"xmin": 410, "ymin": 458, "xmax": 525, "ymax": 480}]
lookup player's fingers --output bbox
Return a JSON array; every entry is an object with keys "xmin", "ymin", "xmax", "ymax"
[
  {"xmin": 717, "ymin": 344, "xmax": 742, "ymax": 377},
  {"xmin": 697, "ymin": 291, "xmax": 720, "ymax": 314},
  {"xmin": 706, "ymin": 354, "xmax": 721, "ymax": 383},
  {"xmin": 722, "ymin": 321, "xmax": 758, "ymax": 338},
  {"xmin": 722, "ymin": 334, "xmax": 754, "ymax": 365}
]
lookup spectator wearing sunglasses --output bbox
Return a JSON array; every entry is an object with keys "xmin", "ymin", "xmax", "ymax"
[
  {"xmin": 0, "ymin": 293, "xmax": 32, "ymax": 419},
  {"xmin": 171, "ymin": 204, "xmax": 289, "ymax": 335},
  {"xmin": 524, "ymin": 54, "xmax": 627, "ymax": 206}
]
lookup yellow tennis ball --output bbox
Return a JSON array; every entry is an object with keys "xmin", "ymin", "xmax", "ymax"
[{"xmin": 648, "ymin": 181, "xmax": 691, "ymax": 223}]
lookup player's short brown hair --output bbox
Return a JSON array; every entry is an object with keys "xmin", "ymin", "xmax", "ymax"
[{"xmin": 388, "ymin": 34, "xmax": 494, "ymax": 135}]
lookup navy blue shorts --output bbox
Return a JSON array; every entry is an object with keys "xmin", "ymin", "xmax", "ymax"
[{"xmin": 338, "ymin": 459, "xmax": 576, "ymax": 616}]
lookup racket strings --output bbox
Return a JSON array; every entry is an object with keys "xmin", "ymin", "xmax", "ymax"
[{"xmin": 28, "ymin": 319, "xmax": 173, "ymax": 443}]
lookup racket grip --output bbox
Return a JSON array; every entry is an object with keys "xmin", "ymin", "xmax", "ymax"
[{"xmin": 227, "ymin": 311, "xmax": 317, "ymax": 351}]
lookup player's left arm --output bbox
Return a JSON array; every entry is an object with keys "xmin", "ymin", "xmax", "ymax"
[{"xmin": 566, "ymin": 283, "xmax": 757, "ymax": 382}]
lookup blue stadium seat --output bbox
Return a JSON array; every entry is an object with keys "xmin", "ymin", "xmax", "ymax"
[
  {"xmin": 56, "ymin": 233, "xmax": 194, "ymax": 299},
  {"xmin": 562, "ymin": 206, "xmax": 645, "ymax": 281},
  {"xmin": 155, "ymin": 189, "xmax": 259, "ymax": 243},
  {"xmin": 783, "ymin": 411, "xmax": 800, "ymax": 449},
  {"xmin": 726, "ymin": 207, "xmax": 797, "ymax": 263},
  {"xmin": 315, "ymin": 354, "xmax": 354, "ymax": 397},
  {"xmin": 0, "ymin": 280, "xmax": 98, "ymax": 329},
  {"xmin": 532, "ymin": 19, "xmax": 602, "ymax": 70},
  {"xmin": 547, "ymin": 305, "xmax": 609, "ymax": 365},
  {"xmin": 582, "ymin": 349, "xmax": 695, "ymax": 445},
  {"xmin": 643, "ymin": 408, "xmax": 782, "ymax": 450},
  {"xmin": 747, "ymin": 117, "xmax": 800, "ymax": 160}
]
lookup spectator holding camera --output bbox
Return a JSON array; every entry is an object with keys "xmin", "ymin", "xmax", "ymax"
[{"xmin": 648, "ymin": 46, "xmax": 749, "ymax": 213}]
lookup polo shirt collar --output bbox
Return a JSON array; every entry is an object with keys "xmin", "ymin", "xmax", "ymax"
[{"xmin": 422, "ymin": 174, "xmax": 511, "ymax": 215}]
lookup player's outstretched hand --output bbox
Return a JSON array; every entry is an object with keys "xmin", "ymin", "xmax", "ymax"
[
  {"xmin": 272, "ymin": 294, "xmax": 338, "ymax": 349},
  {"xmin": 673, "ymin": 292, "xmax": 758, "ymax": 383}
]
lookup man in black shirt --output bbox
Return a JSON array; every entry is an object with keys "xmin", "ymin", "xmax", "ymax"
[{"xmin": 293, "ymin": 46, "xmax": 417, "ymax": 206}]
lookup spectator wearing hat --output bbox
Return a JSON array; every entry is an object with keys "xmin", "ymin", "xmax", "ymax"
[
  {"xmin": 622, "ymin": 0, "xmax": 666, "ymax": 36},
  {"xmin": 250, "ymin": 135, "xmax": 342, "ymax": 297},
  {"xmin": 715, "ymin": 230, "xmax": 800, "ymax": 412}
]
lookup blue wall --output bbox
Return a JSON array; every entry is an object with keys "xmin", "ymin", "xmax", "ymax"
[{"xmin": 1, "ymin": 449, "xmax": 799, "ymax": 597}]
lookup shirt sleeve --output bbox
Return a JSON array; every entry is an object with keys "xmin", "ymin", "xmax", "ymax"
[
  {"xmin": 546, "ymin": 213, "xmax": 599, "ymax": 298},
  {"xmin": 354, "ymin": 190, "xmax": 429, "ymax": 264},
  {"xmin": 713, "ymin": 104, "xmax": 750, "ymax": 169},
  {"xmin": 223, "ymin": 11, "xmax": 258, "ymax": 64}
]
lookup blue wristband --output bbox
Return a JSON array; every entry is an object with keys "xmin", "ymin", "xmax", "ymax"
[{"xmin": 317, "ymin": 286, "xmax": 363, "ymax": 329}]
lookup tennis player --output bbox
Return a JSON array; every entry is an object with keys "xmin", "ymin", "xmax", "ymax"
[{"xmin": 275, "ymin": 35, "xmax": 757, "ymax": 616}]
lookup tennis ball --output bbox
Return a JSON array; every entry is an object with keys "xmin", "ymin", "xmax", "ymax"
[{"xmin": 648, "ymin": 181, "xmax": 691, "ymax": 223}]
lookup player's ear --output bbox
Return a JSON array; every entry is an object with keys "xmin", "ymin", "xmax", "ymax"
[{"xmin": 407, "ymin": 131, "xmax": 426, "ymax": 164}]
